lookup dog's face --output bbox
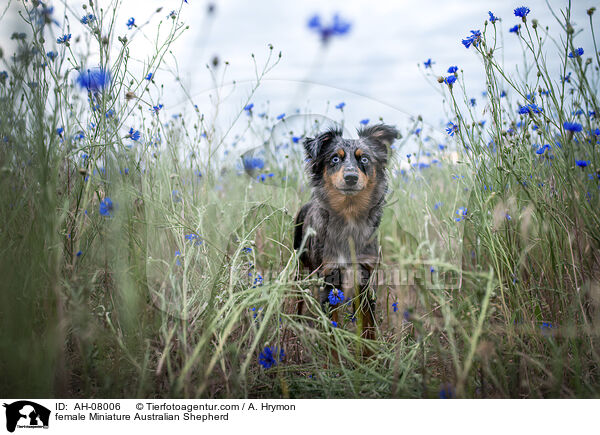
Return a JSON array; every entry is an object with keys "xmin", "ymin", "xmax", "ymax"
[
  {"xmin": 322, "ymin": 141, "xmax": 372, "ymax": 196},
  {"xmin": 303, "ymin": 124, "xmax": 398, "ymax": 196}
]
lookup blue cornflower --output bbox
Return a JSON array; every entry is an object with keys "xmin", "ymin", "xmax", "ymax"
[
  {"xmin": 360, "ymin": 118, "xmax": 369, "ymax": 125},
  {"xmin": 80, "ymin": 14, "xmax": 95, "ymax": 24},
  {"xmin": 0, "ymin": 71, "xmax": 8, "ymax": 82},
  {"xmin": 128, "ymin": 128, "xmax": 141, "ymax": 141},
  {"xmin": 444, "ymin": 75, "xmax": 457, "ymax": 86},
  {"xmin": 564, "ymin": 121, "xmax": 582, "ymax": 132},
  {"xmin": 243, "ymin": 157, "xmax": 264, "ymax": 171},
  {"xmin": 328, "ymin": 288, "xmax": 344, "ymax": 305},
  {"xmin": 11, "ymin": 32, "xmax": 26, "ymax": 41},
  {"xmin": 535, "ymin": 144, "xmax": 551, "ymax": 155},
  {"xmin": 424, "ymin": 58, "xmax": 434, "ymax": 68},
  {"xmin": 47, "ymin": 51, "xmax": 57, "ymax": 60},
  {"xmin": 77, "ymin": 68, "xmax": 111, "ymax": 92},
  {"xmin": 243, "ymin": 103, "xmax": 254, "ymax": 112},
  {"xmin": 439, "ymin": 385, "xmax": 455, "ymax": 399},
  {"xmin": 57, "ymin": 127, "xmax": 64, "ymax": 136},
  {"xmin": 307, "ymin": 13, "xmax": 352, "ymax": 44},
  {"xmin": 175, "ymin": 250, "xmax": 181, "ymax": 266},
  {"xmin": 540, "ymin": 322, "xmax": 554, "ymax": 336},
  {"xmin": 455, "ymin": 207, "xmax": 468, "ymax": 222},
  {"xmin": 330, "ymin": 14, "xmax": 351, "ymax": 35},
  {"xmin": 242, "ymin": 247, "xmax": 252, "ymax": 253},
  {"xmin": 446, "ymin": 122, "xmax": 458, "ymax": 136},
  {"xmin": 76, "ymin": 250, "xmax": 82, "ymax": 257},
  {"xmin": 56, "ymin": 33, "xmax": 71, "ymax": 44},
  {"xmin": 185, "ymin": 234, "xmax": 203, "ymax": 246},
  {"xmin": 335, "ymin": 102, "xmax": 346, "ymax": 109},
  {"xmin": 514, "ymin": 6, "xmax": 530, "ymax": 19},
  {"xmin": 509, "ymin": 24, "xmax": 520, "ymax": 34},
  {"xmin": 145, "ymin": 72, "xmax": 153, "ymax": 80},
  {"xmin": 518, "ymin": 104, "xmax": 542, "ymax": 115},
  {"xmin": 392, "ymin": 302, "xmax": 398, "ymax": 313},
  {"xmin": 488, "ymin": 11, "xmax": 499, "ymax": 23},
  {"xmin": 470, "ymin": 98, "xmax": 476, "ymax": 106},
  {"xmin": 447, "ymin": 65, "xmax": 458, "ymax": 74},
  {"xmin": 99, "ymin": 197, "xmax": 114, "ymax": 217},
  {"xmin": 259, "ymin": 346, "xmax": 284, "ymax": 369},
  {"xmin": 126, "ymin": 17, "xmax": 135, "ymax": 29},
  {"xmin": 575, "ymin": 160, "xmax": 590, "ymax": 168},
  {"xmin": 253, "ymin": 274, "xmax": 263, "ymax": 286},
  {"xmin": 462, "ymin": 30, "xmax": 481, "ymax": 49},
  {"xmin": 568, "ymin": 48, "xmax": 584, "ymax": 58},
  {"xmin": 172, "ymin": 190, "xmax": 182, "ymax": 203},
  {"xmin": 434, "ymin": 201, "xmax": 443, "ymax": 210},
  {"xmin": 331, "ymin": 321, "xmax": 338, "ymax": 328},
  {"xmin": 276, "ymin": 113, "xmax": 285, "ymax": 120},
  {"xmin": 152, "ymin": 104, "xmax": 163, "ymax": 114},
  {"xmin": 308, "ymin": 15, "xmax": 321, "ymax": 29},
  {"xmin": 292, "ymin": 136, "xmax": 300, "ymax": 143},
  {"xmin": 36, "ymin": 4, "xmax": 58, "ymax": 26},
  {"xmin": 562, "ymin": 72, "xmax": 572, "ymax": 83}
]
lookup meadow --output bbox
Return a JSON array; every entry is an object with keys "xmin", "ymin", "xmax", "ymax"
[{"xmin": 0, "ymin": 1, "xmax": 598, "ymax": 398}]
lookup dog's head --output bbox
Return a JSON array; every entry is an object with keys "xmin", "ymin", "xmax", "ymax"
[{"xmin": 303, "ymin": 124, "xmax": 398, "ymax": 196}]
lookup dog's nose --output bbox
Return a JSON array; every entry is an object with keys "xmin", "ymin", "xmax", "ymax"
[{"xmin": 344, "ymin": 173, "xmax": 359, "ymax": 186}]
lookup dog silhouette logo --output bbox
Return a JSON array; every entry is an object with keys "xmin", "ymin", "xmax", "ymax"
[{"xmin": 3, "ymin": 401, "xmax": 50, "ymax": 432}]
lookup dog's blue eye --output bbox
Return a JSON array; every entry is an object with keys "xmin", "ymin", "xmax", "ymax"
[
  {"xmin": 331, "ymin": 156, "xmax": 340, "ymax": 164},
  {"xmin": 360, "ymin": 156, "xmax": 369, "ymax": 164}
]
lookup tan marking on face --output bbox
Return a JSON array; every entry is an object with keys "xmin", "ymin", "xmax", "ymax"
[
  {"xmin": 326, "ymin": 165, "xmax": 346, "ymax": 190},
  {"xmin": 355, "ymin": 148, "xmax": 364, "ymax": 157},
  {"xmin": 325, "ymin": 160, "xmax": 367, "ymax": 191},
  {"xmin": 356, "ymin": 168, "xmax": 368, "ymax": 189},
  {"xmin": 337, "ymin": 149, "xmax": 345, "ymax": 159},
  {"xmin": 323, "ymin": 166, "xmax": 377, "ymax": 221}
]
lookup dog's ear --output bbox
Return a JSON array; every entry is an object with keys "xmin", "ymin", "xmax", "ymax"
[
  {"xmin": 358, "ymin": 123, "xmax": 399, "ymax": 155},
  {"xmin": 303, "ymin": 129, "xmax": 338, "ymax": 160}
]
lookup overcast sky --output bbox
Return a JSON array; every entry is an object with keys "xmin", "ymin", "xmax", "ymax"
[{"xmin": 2, "ymin": 0, "xmax": 594, "ymax": 152}]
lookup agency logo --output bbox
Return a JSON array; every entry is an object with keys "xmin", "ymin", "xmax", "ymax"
[{"xmin": 3, "ymin": 401, "xmax": 50, "ymax": 433}]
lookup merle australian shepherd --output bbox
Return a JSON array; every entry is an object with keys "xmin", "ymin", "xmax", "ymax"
[{"xmin": 294, "ymin": 124, "xmax": 399, "ymax": 339}]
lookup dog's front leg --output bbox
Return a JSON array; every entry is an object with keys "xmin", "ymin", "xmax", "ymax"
[{"xmin": 355, "ymin": 263, "xmax": 376, "ymax": 342}]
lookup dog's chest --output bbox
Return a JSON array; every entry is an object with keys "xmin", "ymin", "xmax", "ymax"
[{"xmin": 322, "ymin": 215, "xmax": 377, "ymax": 262}]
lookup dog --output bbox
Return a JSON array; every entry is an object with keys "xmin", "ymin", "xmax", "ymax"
[{"xmin": 293, "ymin": 123, "xmax": 398, "ymax": 340}]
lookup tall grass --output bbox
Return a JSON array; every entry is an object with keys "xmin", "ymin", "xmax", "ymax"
[{"xmin": 0, "ymin": 1, "xmax": 598, "ymax": 398}]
